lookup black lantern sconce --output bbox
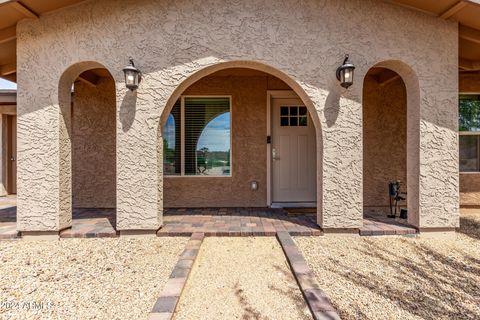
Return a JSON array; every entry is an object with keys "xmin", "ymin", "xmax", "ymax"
[
  {"xmin": 336, "ymin": 54, "xmax": 355, "ymax": 89},
  {"xmin": 122, "ymin": 58, "xmax": 142, "ymax": 91}
]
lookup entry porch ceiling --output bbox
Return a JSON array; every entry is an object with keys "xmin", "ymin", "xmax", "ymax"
[
  {"xmin": 389, "ymin": 0, "xmax": 480, "ymax": 72},
  {"xmin": 0, "ymin": 0, "xmax": 87, "ymax": 82},
  {"xmin": 0, "ymin": 0, "xmax": 480, "ymax": 83}
]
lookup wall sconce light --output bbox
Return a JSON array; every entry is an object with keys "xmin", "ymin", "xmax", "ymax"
[
  {"xmin": 336, "ymin": 54, "xmax": 355, "ymax": 89},
  {"xmin": 122, "ymin": 58, "xmax": 142, "ymax": 91}
]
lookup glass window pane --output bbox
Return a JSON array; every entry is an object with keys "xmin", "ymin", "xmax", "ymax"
[
  {"xmin": 184, "ymin": 97, "xmax": 230, "ymax": 176},
  {"xmin": 163, "ymin": 101, "xmax": 181, "ymax": 175},
  {"xmin": 460, "ymin": 135, "xmax": 479, "ymax": 172},
  {"xmin": 299, "ymin": 116, "xmax": 307, "ymax": 126},
  {"xmin": 459, "ymin": 95, "xmax": 480, "ymax": 131},
  {"xmin": 299, "ymin": 107, "xmax": 307, "ymax": 116},
  {"xmin": 280, "ymin": 106, "xmax": 289, "ymax": 116},
  {"xmin": 290, "ymin": 116, "xmax": 298, "ymax": 126},
  {"xmin": 290, "ymin": 106, "xmax": 298, "ymax": 115},
  {"xmin": 280, "ymin": 117, "xmax": 289, "ymax": 126}
]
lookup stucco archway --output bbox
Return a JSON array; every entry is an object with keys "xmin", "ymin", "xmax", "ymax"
[
  {"xmin": 362, "ymin": 60, "xmax": 420, "ymax": 227},
  {"xmin": 158, "ymin": 61, "xmax": 323, "ymax": 224},
  {"xmin": 58, "ymin": 61, "xmax": 117, "ymax": 230}
]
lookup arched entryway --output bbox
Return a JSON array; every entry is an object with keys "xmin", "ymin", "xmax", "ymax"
[
  {"xmin": 363, "ymin": 67, "xmax": 407, "ymax": 213},
  {"xmin": 159, "ymin": 61, "xmax": 322, "ymax": 229},
  {"xmin": 362, "ymin": 60, "xmax": 420, "ymax": 231},
  {"xmin": 58, "ymin": 62, "xmax": 117, "ymax": 236}
]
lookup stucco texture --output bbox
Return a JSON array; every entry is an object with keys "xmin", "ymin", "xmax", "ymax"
[
  {"xmin": 459, "ymin": 73, "xmax": 480, "ymax": 207},
  {"xmin": 363, "ymin": 73, "xmax": 407, "ymax": 212},
  {"xmin": 72, "ymin": 76, "xmax": 116, "ymax": 208},
  {"xmin": 15, "ymin": 0, "xmax": 459, "ymax": 231}
]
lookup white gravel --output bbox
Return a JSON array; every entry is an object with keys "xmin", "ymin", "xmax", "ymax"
[
  {"xmin": 174, "ymin": 237, "xmax": 311, "ymax": 320},
  {"xmin": 295, "ymin": 215, "xmax": 480, "ymax": 320},
  {"xmin": 0, "ymin": 237, "xmax": 187, "ymax": 320}
]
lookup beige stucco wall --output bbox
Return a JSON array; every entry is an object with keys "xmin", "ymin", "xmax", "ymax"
[
  {"xmin": 165, "ymin": 74, "xmax": 288, "ymax": 208},
  {"xmin": 459, "ymin": 73, "xmax": 480, "ymax": 207},
  {"xmin": 363, "ymin": 75, "xmax": 407, "ymax": 212},
  {"xmin": 72, "ymin": 77, "xmax": 116, "ymax": 208},
  {"xmin": 15, "ymin": 0, "xmax": 459, "ymax": 231}
]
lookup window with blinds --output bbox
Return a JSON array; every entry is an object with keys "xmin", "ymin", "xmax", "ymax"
[
  {"xmin": 163, "ymin": 97, "xmax": 231, "ymax": 176},
  {"xmin": 459, "ymin": 95, "xmax": 480, "ymax": 172}
]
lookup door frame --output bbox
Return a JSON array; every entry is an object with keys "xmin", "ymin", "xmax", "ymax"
[
  {"xmin": 5, "ymin": 114, "xmax": 16, "ymax": 194},
  {"xmin": 266, "ymin": 90, "xmax": 301, "ymax": 206}
]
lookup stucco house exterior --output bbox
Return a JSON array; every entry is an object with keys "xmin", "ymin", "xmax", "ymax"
[{"xmin": 1, "ymin": 0, "xmax": 480, "ymax": 238}]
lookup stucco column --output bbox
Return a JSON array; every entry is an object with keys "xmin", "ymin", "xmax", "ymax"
[
  {"xmin": 416, "ymin": 75, "xmax": 459, "ymax": 231},
  {"xmin": 16, "ymin": 80, "xmax": 72, "ymax": 233},
  {"xmin": 116, "ymin": 77, "xmax": 162, "ymax": 232},
  {"xmin": 305, "ymin": 82, "xmax": 363, "ymax": 231}
]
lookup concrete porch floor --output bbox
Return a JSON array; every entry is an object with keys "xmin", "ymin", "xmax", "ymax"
[{"xmin": 0, "ymin": 196, "xmax": 417, "ymax": 238}]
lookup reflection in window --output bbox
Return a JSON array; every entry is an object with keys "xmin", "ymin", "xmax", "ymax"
[
  {"xmin": 185, "ymin": 97, "xmax": 230, "ymax": 176},
  {"xmin": 196, "ymin": 113, "xmax": 230, "ymax": 176},
  {"xmin": 459, "ymin": 95, "xmax": 480, "ymax": 131},
  {"xmin": 459, "ymin": 95, "xmax": 480, "ymax": 172},
  {"xmin": 163, "ymin": 115, "xmax": 176, "ymax": 174},
  {"xmin": 163, "ymin": 101, "xmax": 181, "ymax": 175},
  {"xmin": 460, "ymin": 135, "xmax": 479, "ymax": 172},
  {"xmin": 163, "ymin": 97, "xmax": 231, "ymax": 176}
]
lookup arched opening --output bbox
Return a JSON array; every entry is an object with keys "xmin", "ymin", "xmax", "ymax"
[
  {"xmin": 58, "ymin": 63, "xmax": 117, "ymax": 236},
  {"xmin": 362, "ymin": 61, "xmax": 420, "ymax": 230},
  {"xmin": 363, "ymin": 67, "xmax": 407, "ymax": 215},
  {"xmin": 159, "ymin": 62, "xmax": 322, "ymax": 228}
]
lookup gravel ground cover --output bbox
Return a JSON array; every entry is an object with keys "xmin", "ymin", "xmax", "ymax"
[
  {"xmin": 0, "ymin": 237, "xmax": 187, "ymax": 319},
  {"xmin": 174, "ymin": 237, "xmax": 311, "ymax": 320},
  {"xmin": 295, "ymin": 214, "xmax": 480, "ymax": 320}
]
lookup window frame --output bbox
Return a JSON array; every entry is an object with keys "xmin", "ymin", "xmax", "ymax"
[
  {"xmin": 459, "ymin": 92, "xmax": 480, "ymax": 174},
  {"xmin": 165, "ymin": 95, "xmax": 233, "ymax": 178}
]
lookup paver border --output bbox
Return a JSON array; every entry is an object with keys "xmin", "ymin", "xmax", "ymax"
[
  {"xmin": 148, "ymin": 232, "xmax": 204, "ymax": 320},
  {"xmin": 277, "ymin": 231, "xmax": 341, "ymax": 320}
]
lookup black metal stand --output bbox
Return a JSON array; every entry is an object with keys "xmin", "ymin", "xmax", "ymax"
[{"xmin": 388, "ymin": 180, "xmax": 406, "ymax": 218}]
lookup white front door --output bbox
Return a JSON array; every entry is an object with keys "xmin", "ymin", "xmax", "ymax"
[{"xmin": 271, "ymin": 98, "xmax": 316, "ymax": 203}]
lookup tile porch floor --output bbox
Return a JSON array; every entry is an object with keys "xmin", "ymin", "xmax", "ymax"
[
  {"xmin": 0, "ymin": 197, "xmax": 417, "ymax": 238},
  {"xmin": 361, "ymin": 213, "xmax": 417, "ymax": 236},
  {"xmin": 0, "ymin": 196, "xmax": 17, "ymax": 239},
  {"xmin": 158, "ymin": 207, "xmax": 321, "ymax": 236}
]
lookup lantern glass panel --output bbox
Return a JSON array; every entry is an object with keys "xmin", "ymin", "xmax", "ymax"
[
  {"xmin": 125, "ymin": 70, "xmax": 137, "ymax": 87},
  {"xmin": 341, "ymin": 67, "xmax": 354, "ymax": 87}
]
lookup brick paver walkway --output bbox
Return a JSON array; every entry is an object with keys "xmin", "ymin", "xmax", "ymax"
[
  {"xmin": 60, "ymin": 208, "xmax": 117, "ymax": 238},
  {"xmin": 277, "ymin": 232, "xmax": 340, "ymax": 320},
  {"xmin": 158, "ymin": 208, "xmax": 321, "ymax": 236},
  {"xmin": 149, "ymin": 233, "xmax": 204, "ymax": 320},
  {"xmin": 0, "ymin": 195, "xmax": 417, "ymax": 238},
  {"xmin": 361, "ymin": 213, "xmax": 417, "ymax": 236},
  {"xmin": 0, "ymin": 200, "xmax": 18, "ymax": 239}
]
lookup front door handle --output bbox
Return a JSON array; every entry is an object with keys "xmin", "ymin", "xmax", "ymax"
[
  {"xmin": 10, "ymin": 156, "xmax": 15, "ymax": 161},
  {"xmin": 272, "ymin": 148, "xmax": 280, "ymax": 160}
]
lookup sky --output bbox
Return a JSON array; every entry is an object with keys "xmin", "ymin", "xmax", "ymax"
[
  {"xmin": 164, "ymin": 112, "xmax": 230, "ymax": 152},
  {"xmin": 0, "ymin": 78, "xmax": 16, "ymax": 90},
  {"xmin": 197, "ymin": 113, "xmax": 230, "ymax": 152}
]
